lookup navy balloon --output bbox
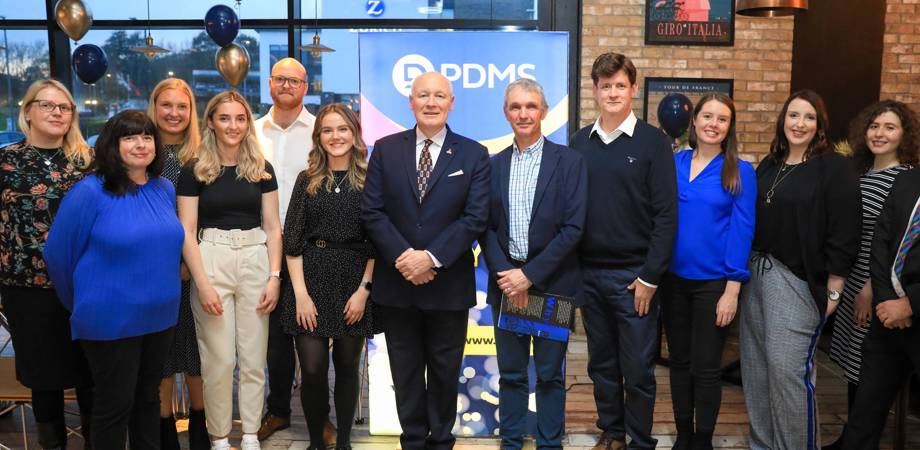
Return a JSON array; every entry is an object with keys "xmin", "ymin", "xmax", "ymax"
[
  {"xmin": 657, "ymin": 93, "xmax": 693, "ymax": 139},
  {"xmin": 204, "ymin": 5, "xmax": 240, "ymax": 47},
  {"xmin": 71, "ymin": 44, "xmax": 108, "ymax": 84}
]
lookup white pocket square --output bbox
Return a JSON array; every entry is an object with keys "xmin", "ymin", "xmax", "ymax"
[{"xmin": 448, "ymin": 170, "xmax": 464, "ymax": 177}]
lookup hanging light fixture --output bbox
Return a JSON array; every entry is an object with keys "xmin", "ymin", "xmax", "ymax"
[
  {"xmin": 129, "ymin": 0, "xmax": 169, "ymax": 59},
  {"xmin": 737, "ymin": 0, "xmax": 808, "ymax": 17},
  {"xmin": 300, "ymin": 0, "xmax": 335, "ymax": 56}
]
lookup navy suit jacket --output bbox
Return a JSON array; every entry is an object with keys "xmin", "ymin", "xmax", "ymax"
[
  {"xmin": 361, "ymin": 126, "xmax": 490, "ymax": 311},
  {"xmin": 481, "ymin": 138, "xmax": 588, "ymax": 307}
]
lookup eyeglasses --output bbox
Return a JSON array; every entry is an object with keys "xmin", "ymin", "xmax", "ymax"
[
  {"xmin": 270, "ymin": 76, "xmax": 306, "ymax": 89},
  {"xmin": 30, "ymin": 100, "xmax": 75, "ymax": 115}
]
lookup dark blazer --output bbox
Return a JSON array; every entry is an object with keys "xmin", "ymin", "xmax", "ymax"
[
  {"xmin": 481, "ymin": 138, "xmax": 588, "ymax": 307},
  {"xmin": 361, "ymin": 126, "xmax": 490, "ymax": 311},
  {"xmin": 871, "ymin": 166, "xmax": 920, "ymax": 316}
]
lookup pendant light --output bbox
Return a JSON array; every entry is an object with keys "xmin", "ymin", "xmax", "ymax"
[
  {"xmin": 736, "ymin": 0, "xmax": 808, "ymax": 17},
  {"xmin": 301, "ymin": 1, "xmax": 335, "ymax": 56},
  {"xmin": 129, "ymin": 0, "xmax": 169, "ymax": 59}
]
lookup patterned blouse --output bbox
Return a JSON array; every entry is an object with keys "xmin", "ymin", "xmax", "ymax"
[{"xmin": 0, "ymin": 142, "xmax": 91, "ymax": 288}]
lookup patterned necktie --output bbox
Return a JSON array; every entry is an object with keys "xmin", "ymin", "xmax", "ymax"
[
  {"xmin": 417, "ymin": 139, "xmax": 434, "ymax": 201},
  {"xmin": 893, "ymin": 197, "xmax": 920, "ymax": 279}
]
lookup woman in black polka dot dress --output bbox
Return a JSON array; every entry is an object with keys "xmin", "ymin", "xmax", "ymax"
[{"xmin": 280, "ymin": 103, "xmax": 374, "ymax": 450}]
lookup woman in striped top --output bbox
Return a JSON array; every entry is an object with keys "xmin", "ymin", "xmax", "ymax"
[{"xmin": 824, "ymin": 99, "xmax": 920, "ymax": 449}]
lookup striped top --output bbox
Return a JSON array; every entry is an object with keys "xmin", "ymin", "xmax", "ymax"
[
  {"xmin": 829, "ymin": 164, "xmax": 911, "ymax": 384},
  {"xmin": 508, "ymin": 136, "xmax": 545, "ymax": 261}
]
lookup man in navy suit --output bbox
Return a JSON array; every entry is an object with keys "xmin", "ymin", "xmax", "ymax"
[
  {"xmin": 481, "ymin": 78, "xmax": 587, "ymax": 449},
  {"xmin": 361, "ymin": 71, "xmax": 490, "ymax": 450}
]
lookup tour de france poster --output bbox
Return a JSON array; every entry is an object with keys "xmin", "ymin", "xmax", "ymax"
[{"xmin": 645, "ymin": 0, "xmax": 735, "ymax": 46}]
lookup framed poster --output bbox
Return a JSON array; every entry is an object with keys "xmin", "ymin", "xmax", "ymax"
[
  {"xmin": 643, "ymin": 77, "xmax": 734, "ymax": 149},
  {"xmin": 645, "ymin": 0, "xmax": 735, "ymax": 46}
]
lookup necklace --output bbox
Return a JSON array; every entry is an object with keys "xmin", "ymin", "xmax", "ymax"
[
  {"xmin": 332, "ymin": 172, "xmax": 348, "ymax": 194},
  {"xmin": 765, "ymin": 162, "xmax": 801, "ymax": 205},
  {"xmin": 28, "ymin": 145, "xmax": 63, "ymax": 167}
]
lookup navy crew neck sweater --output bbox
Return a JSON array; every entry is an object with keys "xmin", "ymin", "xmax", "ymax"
[{"xmin": 569, "ymin": 119, "xmax": 678, "ymax": 284}]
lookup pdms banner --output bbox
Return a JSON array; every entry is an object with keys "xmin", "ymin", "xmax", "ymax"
[
  {"xmin": 359, "ymin": 31, "xmax": 569, "ymax": 154},
  {"xmin": 360, "ymin": 31, "xmax": 569, "ymax": 438}
]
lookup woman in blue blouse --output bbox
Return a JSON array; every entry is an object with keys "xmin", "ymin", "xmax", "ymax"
[
  {"xmin": 44, "ymin": 110, "xmax": 185, "ymax": 450},
  {"xmin": 659, "ymin": 93, "xmax": 756, "ymax": 450}
]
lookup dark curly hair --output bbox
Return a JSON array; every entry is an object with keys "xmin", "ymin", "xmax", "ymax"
[
  {"xmin": 92, "ymin": 110, "xmax": 164, "ymax": 195},
  {"xmin": 849, "ymin": 100, "xmax": 920, "ymax": 174},
  {"xmin": 766, "ymin": 89, "xmax": 832, "ymax": 164}
]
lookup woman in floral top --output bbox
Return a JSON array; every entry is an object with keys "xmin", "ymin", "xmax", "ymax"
[{"xmin": 0, "ymin": 79, "xmax": 94, "ymax": 449}]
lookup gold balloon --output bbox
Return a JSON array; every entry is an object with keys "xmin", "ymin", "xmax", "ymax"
[
  {"xmin": 215, "ymin": 44, "xmax": 250, "ymax": 87},
  {"xmin": 54, "ymin": 0, "xmax": 93, "ymax": 42}
]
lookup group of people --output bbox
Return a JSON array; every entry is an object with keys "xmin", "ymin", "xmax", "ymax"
[{"xmin": 0, "ymin": 49, "xmax": 917, "ymax": 450}]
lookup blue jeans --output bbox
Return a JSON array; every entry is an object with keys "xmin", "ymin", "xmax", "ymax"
[
  {"xmin": 492, "ymin": 306, "xmax": 568, "ymax": 449},
  {"xmin": 580, "ymin": 266, "xmax": 659, "ymax": 450}
]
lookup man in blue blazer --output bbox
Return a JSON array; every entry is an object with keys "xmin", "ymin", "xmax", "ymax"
[
  {"xmin": 361, "ymin": 71, "xmax": 490, "ymax": 450},
  {"xmin": 481, "ymin": 78, "xmax": 588, "ymax": 449}
]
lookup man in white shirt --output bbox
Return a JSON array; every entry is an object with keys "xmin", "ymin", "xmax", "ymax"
[{"xmin": 254, "ymin": 57, "xmax": 335, "ymax": 444}]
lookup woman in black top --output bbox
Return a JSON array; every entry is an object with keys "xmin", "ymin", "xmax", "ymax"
[
  {"xmin": 739, "ymin": 90, "xmax": 860, "ymax": 450},
  {"xmin": 146, "ymin": 77, "xmax": 210, "ymax": 450},
  {"xmin": 177, "ymin": 91, "xmax": 282, "ymax": 450},
  {"xmin": 281, "ymin": 103, "xmax": 374, "ymax": 450},
  {"xmin": 0, "ymin": 79, "xmax": 94, "ymax": 449}
]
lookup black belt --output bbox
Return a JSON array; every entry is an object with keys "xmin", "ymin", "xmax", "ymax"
[{"xmin": 308, "ymin": 238, "xmax": 370, "ymax": 251}]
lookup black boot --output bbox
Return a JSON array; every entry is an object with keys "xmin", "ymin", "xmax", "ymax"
[
  {"xmin": 80, "ymin": 413, "xmax": 93, "ymax": 450},
  {"xmin": 691, "ymin": 430, "xmax": 714, "ymax": 450},
  {"xmin": 187, "ymin": 409, "xmax": 211, "ymax": 450},
  {"xmin": 37, "ymin": 419, "xmax": 67, "ymax": 450},
  {"xmin": 672, "ymin": 418, "xmax": 693, "ymax": 450},
  {"xmin": 160, "ymin": 416, "xmax": 180, "ymax": 450}
]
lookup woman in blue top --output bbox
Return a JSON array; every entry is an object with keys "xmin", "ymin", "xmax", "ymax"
[
  {"xmin": 44, "ymin": 110, "xmax": 185, "ymax": 450},
  {"xmin": 659, "ymin": 93, "xmax": 756, "ymax": 450}
]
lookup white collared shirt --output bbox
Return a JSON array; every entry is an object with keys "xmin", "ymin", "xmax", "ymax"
[
  {"xmin": 415, "ymin": 126, "xmax": 448, "ymax": 169},
  {"xmin": 590, "ymin": 111, "xmax": 638, "ymax": 145},
  {"xmin": 255, "ymin": 106, "xmax": 316, "ymax": 227}
]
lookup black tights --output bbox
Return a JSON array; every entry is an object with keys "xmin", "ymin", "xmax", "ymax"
[
  {"xmin": 32, "ymin": 386, "xmax": 94, "ymax": 422},
  {"xmin": 295, "ymin": 335, "xmax": 365, "ymax": 447}
]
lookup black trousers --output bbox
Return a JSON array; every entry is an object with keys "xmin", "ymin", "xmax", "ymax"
[
  {"xmin": 266, "ymin": 260, "xmax": 297, "ymax": 419},
  {"xmin": 842, "ymin": 315, "xmax": 920, "ymax": 450},
  {"xmin": 659, "ymin": 274, "xmax": 728, "ymax": 433},
  {"xmin": 378, "ymin": 305, "xmax": 468, "ymax": 450},
  {"xmin": 80, "ymin": 327, "xmax": 174, "ymax": 450}
]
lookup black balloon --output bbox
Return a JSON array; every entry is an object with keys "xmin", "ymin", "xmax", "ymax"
[
  {"xmin": 204, "ymin": 4, "xmax": 240, "ymax": 47},
  {"xmin": 71, "ymin": 44, "xmax": 108, "ymax": 84},
  {"xmin": 657, "ymin": 93, "xmax": 693, "ymax": 139}
]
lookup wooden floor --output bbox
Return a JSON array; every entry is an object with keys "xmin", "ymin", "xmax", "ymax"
[{"xmin": 2, "ymin": 321, "xmax": 919, "ymax": 449}]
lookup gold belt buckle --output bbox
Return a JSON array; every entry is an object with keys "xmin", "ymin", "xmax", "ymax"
[{"xmin": 315, "ymin": 239, "xmax": 327, "ymax": 249}]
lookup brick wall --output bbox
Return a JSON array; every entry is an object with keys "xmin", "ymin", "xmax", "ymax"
[
  {"xmin": 880, "ymin": 0, "xmax": 920, "ymax": 111},
  {"xmin": 579, "ymin": 0, "xmax": 795, "ymax": 160}
]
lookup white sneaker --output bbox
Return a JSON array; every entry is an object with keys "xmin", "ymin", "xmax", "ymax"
[
  {"xmin": 210, "ymin": 438, "xmax": 231, "ymax": 450},
  {"xmin": 241, "ymin": 434, "xmax": 261, "ymax": 450}
]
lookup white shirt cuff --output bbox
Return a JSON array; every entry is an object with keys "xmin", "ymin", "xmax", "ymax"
[
  {"xmin": 425, "ymin": 250, "xmax": 443, "ymax": 268},
  {"xmin": 637, "ymin": 277, "xmax": 658, "ymax": 289}
]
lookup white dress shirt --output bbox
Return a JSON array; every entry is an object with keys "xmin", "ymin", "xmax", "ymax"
[
  {"xmin": 415, "ymin": 126, "xmax": 448, "ymax": 169},
  {"xmin": 590, "ymin": 110, "xmax": 637, "ymax": 144},
  {"xmin": 255, "ymin": 106, "xmax": 316, "ymax": 227}
]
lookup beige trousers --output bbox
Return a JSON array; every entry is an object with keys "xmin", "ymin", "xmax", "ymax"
[{"xmin": 190, "ymin": 228, "xmax": 270, "ymax": 437}]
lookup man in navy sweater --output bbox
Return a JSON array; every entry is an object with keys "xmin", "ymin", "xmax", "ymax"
[{"xmin": 569, "ymin": 52, "xmax": 677, "ymax": 450}]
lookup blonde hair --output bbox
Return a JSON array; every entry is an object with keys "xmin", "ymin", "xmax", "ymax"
[
  {"xmin": 306, "ymin": 103, "xmax": 368, "ymax": 196},
  {"xmin": 146, "ymin": 78, "xmax": 200, "ymax": 165},
  {"xmin": 196, "ymin": 90, "xmax": 270, "ymax": 184},
  {"xmin": 18, "ymin": 79, "xmax": 92, "ymax": 168}
]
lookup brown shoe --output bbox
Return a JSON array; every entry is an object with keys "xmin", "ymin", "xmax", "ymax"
[
  {"xmin": 591, "ymin": 432, "xmax": 626, "ymax": 450},
  {"xmin": 257, "ymin": 413, "xmax": 291, "ymax": 441},
  {"xmin": 323, "ymin": 418, "xmax": 337, "ymax": 448}
]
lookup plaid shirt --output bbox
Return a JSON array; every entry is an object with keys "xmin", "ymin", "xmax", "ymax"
[{"xmin": 508, "ymin": 136, "xmax": 545, "ymax": 261}]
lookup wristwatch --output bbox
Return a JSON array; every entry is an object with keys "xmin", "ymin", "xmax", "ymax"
[
  {"xmin": 360, "ymin": 280, "xmax": 373, "ymax": 291},
  {"xmin": 270, "ymin": 271, "xmax": 281, "ymax": 279},
  {"xmin": 827, "ymin": 289, "xmax": 841, "ymax": 302}
]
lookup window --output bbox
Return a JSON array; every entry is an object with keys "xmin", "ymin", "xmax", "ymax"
[
  {"xmin": 90, "ymin": 0, "xmax": 287, "ymax": 20},
  {"xmin": 0, "ymin": 29, "xmax": 50, "ymax": 133},
  {"xmin": 301, "ymin": 0, "xmax": 538, "ymax": 20}
]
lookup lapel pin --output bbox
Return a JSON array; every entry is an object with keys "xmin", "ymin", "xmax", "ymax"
[{"xmin": 446, "ymin": 148, "xmax": 453, "ymax": 155}]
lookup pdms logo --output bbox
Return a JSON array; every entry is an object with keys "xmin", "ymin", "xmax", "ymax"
[{"xmin": 391, "ymin": 54, "xmax": 536, "ymax": 97}]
